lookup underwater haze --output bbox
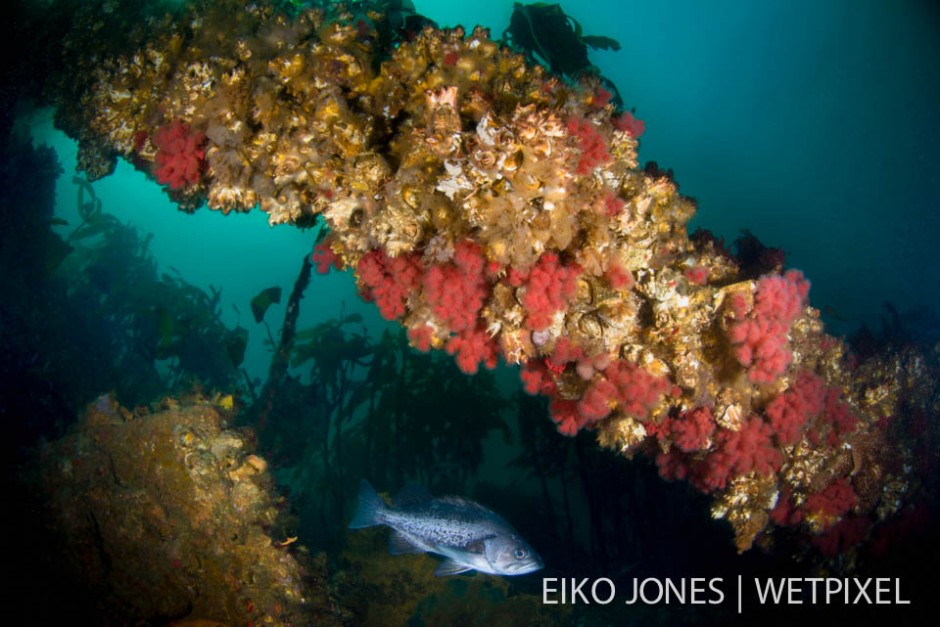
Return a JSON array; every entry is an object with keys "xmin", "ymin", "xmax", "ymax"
[{"xmin": 10, "ymin": 0, "xmax": 940, "ymax": 625}]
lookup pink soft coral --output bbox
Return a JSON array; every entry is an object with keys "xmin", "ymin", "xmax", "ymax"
[
  {"xmin": 550, "ymin": 398, "xmax": 588, "ymax": 436},
  {"xmin": 577, "ymin": 360, "xmax": 671, "ymax": 424},
  {"xmin": 547, "ymin": 337, "xmax": 584, "ymax": 370},
  {"xmin": 519, "ymin": 359, "xmax": 556, "ymax": 396},
  {"xmin": 407, "ymin": 325, "xmax": 434, "ymax": 352},
  {"xmin": 697, "ymin": 416, "xmax": 783, "ymax": 491},
  {"xmin": 728, "ymin": 270, "xmax": 810, "ymax": 383},
  {"xmin": 445, "ymin": 327, "xmax": 498, "ymax": 374},
  {"xmin": 521, "ymin": 253, "xmax": 580, "ymax": 331},
  {"xmin": 810, "ymin": 516, "xmax": 870, "ymax": 557},
  {"xmin": 604, "ymin": 360, "xmax": 673, "ymax": 418},
  {"xmin": 578, "ymin": 377, "xmax": 619, "ymax": 422},
  {"xmin": 357, "ymin": 250, "xmax": 422, "ymax": 320},
  {"xmin": 152, "ymin": 120, "xmax": 205, "ymax": 190},
  {"xmin": 613, "ymin": 111, "xmax": 646, "ymax": 138},
  {"xmin": 805, "ymin": 477, "xmax": 857, "ymax": 522},
  {"xmin": 769, "ymin": 488, "xmax": 804, "ymax": 527},
  {"xmin": 311, "ymin": 241, "xmax": 339, "ymax": 274},
  {"xmin": 809, "ymin": 388, "xmax": 859, "ymax": 446},
  {"xmin": 765, "ymin": 369, "xmax": 826, "ymax": 445},
  {"xmin": 655, "ymin": 449, "xmax": 691, "ymax": 482},
  {"xmin": 424, "ymin": 240, "xmax": 489, "ymax": 333},
  {"xmin": 566, "ymin": 116, "xmax": 611, "ymax": 175},
  {"xmin": 667, "ymin": 406, "xmax": 716, "ymax": 452}
]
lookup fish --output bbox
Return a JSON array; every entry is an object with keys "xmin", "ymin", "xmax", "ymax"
[{"xmin": 348, "ymin": 480, "xmax": 543, "ymax": 576}]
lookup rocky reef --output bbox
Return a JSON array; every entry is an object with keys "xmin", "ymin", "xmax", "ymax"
[{"xmin": 34, "ymin": 393, "xmax": 343, "ymax": 625}]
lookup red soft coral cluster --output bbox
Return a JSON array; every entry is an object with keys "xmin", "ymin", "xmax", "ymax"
[
  {"xmin": 696, "ymin": 417, "xmax": 783, "ymax": 491},
  {"xmin": 422, "ymin": 241, "xmax": 499, "ymax": 375},
  {"xmin": 577, "ymin": 360, "xmax": 672, "ymax": 423},
  {"xmin": 519, "ymin": 350, "xmax": 670, "ymax": 437},
  {"xmin": 445, "ymin": 327, "xmax": 498, "ymax": 375},
  {"xmin": 728, "ymin": 269, "xmax": 810, "ymax": 383},
  {"xmin": 664, "ymin": 406, "xmax": 716, "ymax": 453},
  {"xmin": 805, "ymin": 477, "xmax": 857, "ymax": 523},
  {"xmin": 613, "ymin": 110, "xmax": 646, "ymax": 138},
  {"xmin": 152, "ymin": 120, "xmax": 205, "ymax": 190},
  {"xmin": 357, "ymin": 250, "xmax": 422, "ymax": 320},
  {"xmin": 578, "ymin": 377, "xmax": 619, "ymax": 422},
  {"xmin": 424, "ymin": 240, "xmax": 488, "ymax": 332},
  {"xmin": 549, "ymin": 398, "xmax": 585, "ymax": 436},
  {"xmin": 407, "ymin": 325, "xmax": 434, "ymax": 352},
  {"xmin": 591, "ymin": 87, "xmax": 613, "ymax": 109},
  {"xmin": 769, "ymin": 488, "xmax": 804, "ymax": 527},
  {"xmin": 765, "ymin": 369, "xmax": 826, "ymax": 445},
  {"xmin": 810, "ymin": 516, "xmax": 870, "ymax": 557},
  {"xmin": 566, "ymin": 116, "xmax": 611, "ymax": 175},
  {"xmin": 354, "ymin": 240, "xmax": 503, "ymax": 376},
  {"xmin": 809, "ymin": 388, "xmax": 859, "ymax": 446},
  {"xmin": 520, "ymin": 358, "xmax": 556, "ymax": 396},
  {"xmin": 763, "ymin": 368, "xmax": 859, "ymax": 450},
  {"xmin": 546, "ymin": 337, "xmax": 583, "ymax": 371},
  {"xmin": 311, "ymin": 241, "xmax": 339, "ymax": 274},
  {"xmin": 772, "ymin": 478, "xmax": 860, "ymax": 541},
  {"xmin": 520, "ymin": 253, "xmax": 581, "ymax": 330},
  {"xmin": 655, "ymin": 449, "xmax": 691, "ymax": 482},
  {"xmin": 602, "ymin": 192, "xmax": 625, "ymax": 217},
  {"xmin": 804, "ymin": 478, "xmax": 866, "ymax": 556}
]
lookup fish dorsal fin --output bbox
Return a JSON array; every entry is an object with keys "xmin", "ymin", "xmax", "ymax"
[
  {"xmin": 394, "ymin": 483, "xmax": 433, "ymax": 507},
  {"xmin": 435, "ymin": 559, "xmax": 472, "ymax": 576},
  {"xmin": 388, "ymin": 530, "xmax": 423, "ymax": 555},
  {"xmin": 437, "ymin": 495, "xmax": 495, "ymax": 514}
]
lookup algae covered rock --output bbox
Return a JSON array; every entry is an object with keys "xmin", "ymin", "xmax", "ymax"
[{"xmin": 36, "ymin": 393, "xmax": 342, "ymax": 625}]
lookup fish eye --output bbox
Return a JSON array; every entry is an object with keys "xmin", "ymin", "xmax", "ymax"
[{"xmin": 514, "ymin": 548, "xmax": 528, "ymax": 559}]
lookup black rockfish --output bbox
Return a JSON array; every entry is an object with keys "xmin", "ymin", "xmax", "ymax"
[{"xmin": 349, "ymin": 480, "xmax": 543, "ymax": 576}]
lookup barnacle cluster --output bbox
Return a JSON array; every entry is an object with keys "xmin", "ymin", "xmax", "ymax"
[{"xmin": 41, "ymin": 0, "xmax": 937, "ymax": 555}]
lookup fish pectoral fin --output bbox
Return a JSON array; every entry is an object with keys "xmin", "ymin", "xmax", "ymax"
[
  {"xmin": 465, "ymin": 533, "xmax": 500, "ymax": 561},
  {"xmin": 465, "ymin": 538, "xmax": 488, "ymax": 554},
  {"xmin": 388, "ymin": 530, "xmax": 423, "ymax": 555},
  {"xmin": 435, "ymin": 559, "xmax": 473, "ymax": 577}
]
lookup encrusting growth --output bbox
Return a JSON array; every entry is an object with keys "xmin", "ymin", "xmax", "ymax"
[{"xmin": 43, "ymin": 0, "xmax": 936, "ymax": 555}]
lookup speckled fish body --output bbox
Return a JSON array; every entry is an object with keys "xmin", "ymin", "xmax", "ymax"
[{"xmin": 349, "ymin": 480, "xmax": 543, "ymax": 576}]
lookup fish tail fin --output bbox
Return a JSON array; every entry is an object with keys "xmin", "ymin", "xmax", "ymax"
[{"xmin": 348, "ymin": 480, "xmax": 386, "ymax": 529}]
